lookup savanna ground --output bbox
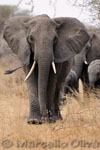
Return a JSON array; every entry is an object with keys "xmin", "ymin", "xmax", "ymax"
[{"xmin": 0, "ymin": 58, "xmax": 100, "ymax": 150}]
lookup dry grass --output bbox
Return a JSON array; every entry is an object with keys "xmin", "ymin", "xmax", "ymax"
[{"xmin": 0, "ymin": 58, "xmax": 100, "ymax": 150}]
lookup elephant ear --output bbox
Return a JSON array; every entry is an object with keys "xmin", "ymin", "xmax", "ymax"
[
  {"xmin": 3, "ymin": 16, "xmax": 32, "ymax": 65},
  {"xmin": 53, "ymin": 17, "xmax": 90, "ymax": 63},
  {"xmin": 86, "ymin": 33, "xmax": 100, "ymax": 64}
]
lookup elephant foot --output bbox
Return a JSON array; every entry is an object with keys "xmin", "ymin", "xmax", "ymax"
[
  {"xmin": 47, "ymin": 116, "xmax": 56, "ymax": 123},
  {"xmin": 27, "ymin": 113, "xmax": 42, "ymax": 125},
  {"xmin": 47, "ymin": 110, "xmax": 56, "ymax": 123},
  {"xmin": 41, "ymin": 116, "xmax": 48, "ymax": 123},
  {"xmin": 60, "ymin": 94, "xmax": 66, "ymax": 104},
  {"xmin": 27, "ymin": 118, "xmax": 42, "ymax": 125},
  {"xmin": 59, "ymin": 97, "xmax": 66, "ymax": 105},
  {"xmin": 55, "ymin": 109, "xmax": 63, "ymax": 120}
]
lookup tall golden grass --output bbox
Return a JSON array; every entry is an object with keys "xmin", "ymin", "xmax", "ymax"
[{"xmin": 0, "ymin": 58, "xmax": 100, "ymax": 150}]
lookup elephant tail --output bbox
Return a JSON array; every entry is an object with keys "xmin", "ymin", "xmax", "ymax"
[{"xmin": 4, "ymin": 66, "xmax": 22, "ymax": 74}]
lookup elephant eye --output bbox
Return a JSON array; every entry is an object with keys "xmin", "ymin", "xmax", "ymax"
[
  {"xmin": 85, "ymin": 45, "xmax": 90, "ymax": 51},
  {"xmin": 53, "ymin": 36, "xmax": 58, "ymax": 44},
  {"xmin": 30, "ymin": 35, "xmax": 34, "ymax": 42},
  {"xmin": 27, "ymin": 35, "xmax": 34, "ymax": 43},
  {"xmin": 86, "ymin": 42, "xmax": 91, "ymax": 51}
]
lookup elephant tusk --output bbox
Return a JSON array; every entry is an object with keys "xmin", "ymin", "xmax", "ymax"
[
  {"xmin": 52, "ymin": 61, "xmax": 56, "ymax": 74},
  {"xmin": 84, "ymin": 60, "xmax": 88, "ymax": 65},
  {"xmin": 24, "ymin": 61, "xmax": 36, "ymax": 81}
]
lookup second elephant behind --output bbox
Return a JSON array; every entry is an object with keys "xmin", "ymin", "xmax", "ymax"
[
  {"xmin": 62, "ymin": 32, "xmax": 100, "ymax": 95},
  {"xmin": 88, "ymin": 59, "xmax": 100, "ymax": 87}
]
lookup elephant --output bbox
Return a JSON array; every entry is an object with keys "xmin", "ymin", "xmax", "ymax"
[
  {"xmin": 61, "ymin": 39, "xmax": 91, "ymax": 94},
  {"xmin": 64, "ymin": 70, "xmax": 78, "ymax": 94},
  {"xmin": 59, "ymin": 70, "xmax": 78, "ymax": 103},
  {"xmin": 86, "ymin": 33, "xmax": 100, "ymax": 64},
  {"xmin": 88, "ymin": 59, "xmax": 100, "ymax": 87},
  {"xmin": 79, "ymin": 33, "xmax": 100, "ymax": 86},
  {"xmin": 60, "ymin": 32, "xmax": 100, "ymax": 95},
  {"xmin": 60, "ymin": 70, "xmax": 78, "ymax": 98},
  {"xmin": 3, "ymin": 14, "xmax": 89, "ymax": 124},
  {"xmin": 68, "ymin": 32, "xmax": 100, "ymax": 91},
  {"xmin": 73, "ymin": 37, "xmax": 91, "ymax": 81}
]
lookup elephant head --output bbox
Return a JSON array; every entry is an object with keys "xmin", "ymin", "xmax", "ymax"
[
  {"xmin": 88, "ymin": 59, "xmax": 100, "ymax": 87},
  {"xmin": 72, "ymin": 39, "xmax": 91, "ymax": 79},
  {"xmin": 86, "ymin": 33, "xmax": 100, "ymax": 64},
  {"xmin": 3, "ymin": 15, "xmax": 89, "ymax": 117},
  {"xmin": 72, "ymin": 32, "xmax": 100, "ymax": 87}
]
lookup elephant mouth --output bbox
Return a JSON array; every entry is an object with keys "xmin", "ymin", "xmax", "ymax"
[{"xmin": 24, "ymin": 60, "xmax": 56, "ymax": 81}]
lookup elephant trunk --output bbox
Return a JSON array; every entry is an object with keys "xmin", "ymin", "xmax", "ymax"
[
  {"xmin": 38, "ymin": 56, "xmax": 51, "ymax": 116},
  {"xmin": 89, "ymin": 76, "xmax": 96, "ymax": 89},
  {"xmin": 74, "ymin": 55, "xmax": 84, "ymax": 79}
]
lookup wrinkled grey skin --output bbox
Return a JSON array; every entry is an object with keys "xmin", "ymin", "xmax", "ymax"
[
  {"xmin": 71, "ymin": 33, "xmax": 100, "ymax": 89},
  {"xmin": 60, "ymin": 70, "xmax": 78, "ymax": 103},
  {"xmin": 62, "ymin": 40, "xmax": 91, "ymax": 93},
  {"xmin": 61, "ymin": 33, "xmax": 100, "ymax": 94},
  {"xmin": 73, "ymin": 38, "xmax": 91, "ymax": 79},
  {"xmin": 60, "ymin": 70, "xmax": 78, "ymax": 99},
  {"xmin": 3, "ymin": 15, "xmax": 89, "ymax": 124},
  {"xmin": 88, "ymin": 59, "xmax": 100, "ymax": 88},
  {"xmin": 86, "ymin": 33, "xmax": 100, "ymax": 64},
  {"xmin": 64, "ymin": 70, "xmax": 78, "ymax": 94}
]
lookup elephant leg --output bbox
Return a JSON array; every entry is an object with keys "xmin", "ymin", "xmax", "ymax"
[
  {"xmin": 54, "ymin": 82, "xmax": 63, "ymax": 120},
  {"xmin": 23, "ymin": 65, "xmax": 41, "ymax": 124},
  {"xmin": 46, "ymin": 63, "xmax": 63, "ymax": 123},
  {"xmin": 46, "ymin": 69, "xmax": 57, "ymax": 123},
  {"xmin": 54, "ymin": 60, "xmax": 73, "ymax": 120}
]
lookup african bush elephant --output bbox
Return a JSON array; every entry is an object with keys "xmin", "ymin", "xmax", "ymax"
[
  {"xmin": 62, "ymin": 40, "xmax": 91, "ymax": 94},
  {"xmin": 69, "ymin": 33, "xmax": 100, "ymax": 90},
  {"xmin": 86, "ymin": 33, "xmax": 100, "ymax": 64},
  {"xmin": 3, "ymin": 14, "xmax": 89, "ymax": 124},
  {"xmin": 59, "ymin": 70, "xmax": 78, "ymax": 102},
  {"xmin": 59, "ymin": 70, "xmax": 78, "ymax": 103},
  {"xmin": 88, "ymin": 59, "xmax": 100, "ymax": 87},
  {"xmin": 63, "ymin": 70, "xmax": 78, "ymax": 94},
  {"xmin": 73, "ymin": 38, "xmax": 91, "ymax": 81}
]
